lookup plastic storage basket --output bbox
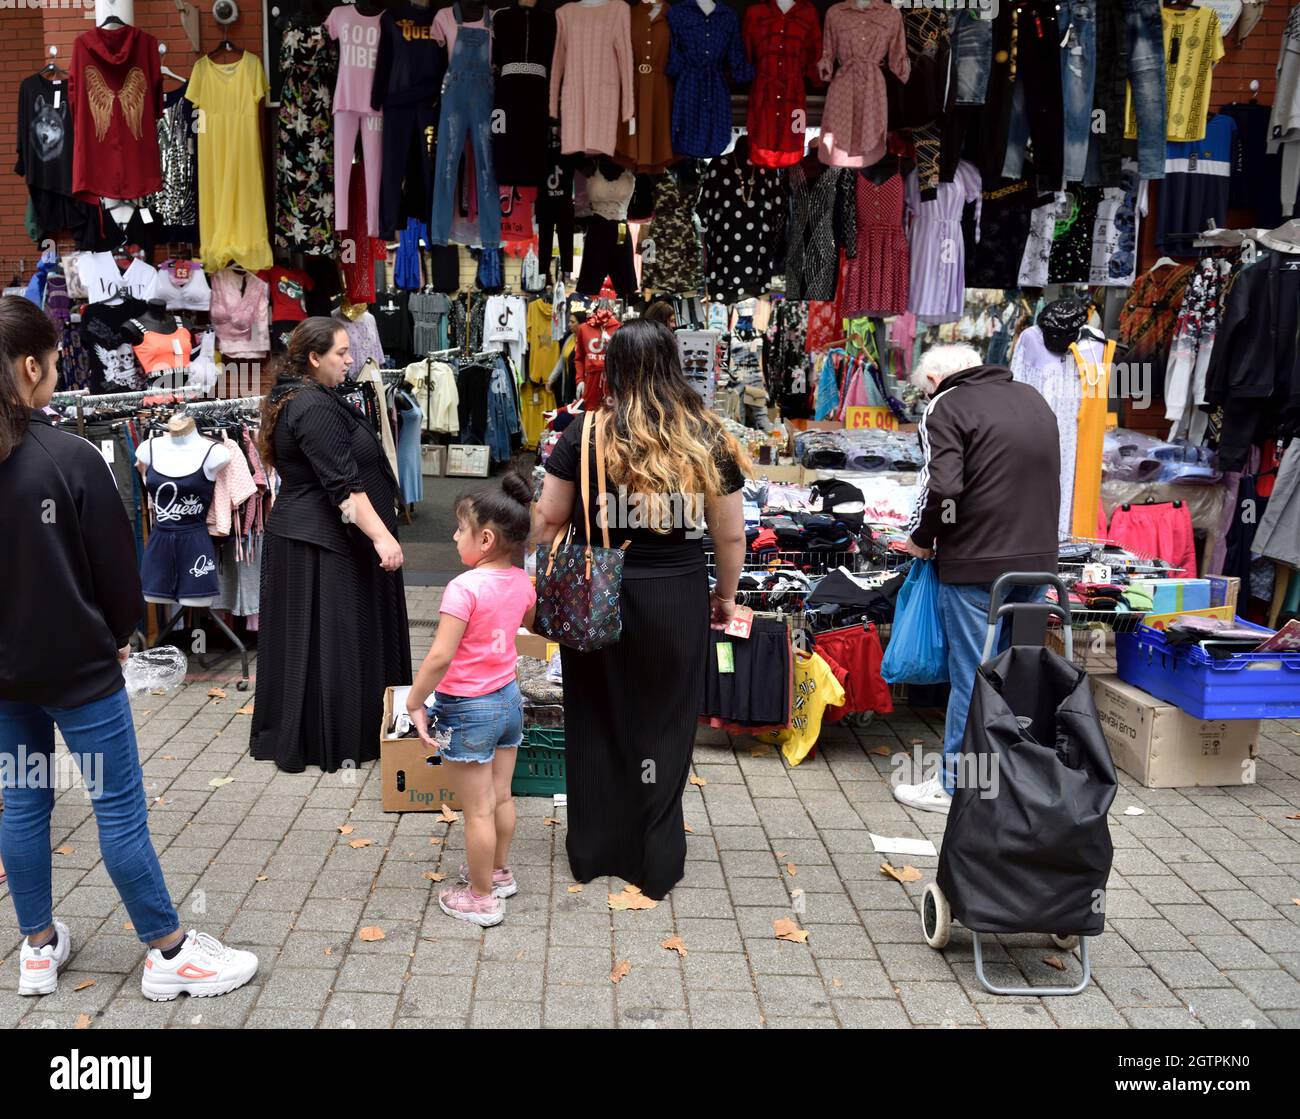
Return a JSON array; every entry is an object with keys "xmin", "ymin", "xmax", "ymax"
[
  {"xmin": 512, "ymin": 725, "xmax": 566, "ymax": 797},
  {"xmin": 1116, "ymin": 623, "xmax": 1300, "ymax": 720}
]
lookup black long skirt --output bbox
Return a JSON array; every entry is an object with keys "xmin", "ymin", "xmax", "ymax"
[
  {"xmin": 250, "ymin": 533, "xmax": 411, "ymax": 773},
  {"xmin": 560, "ymin": 568, "xmax": 709, "ymax": 899}
]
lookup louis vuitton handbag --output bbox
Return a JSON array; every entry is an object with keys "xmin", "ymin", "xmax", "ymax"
[{"xmin": 534, "ymin": 411, "xmax": 630, "ymax": 652}]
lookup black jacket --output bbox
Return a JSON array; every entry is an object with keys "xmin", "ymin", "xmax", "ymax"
[
  {"xmin": 0, "ymin": 410, "xmax": 142, "ymax": 706},
  {"xmin": 907, "ymin": 364, "xmax": 1061, "ymax": 584},
  {"xmin": 265, "ymin": 378, "xmax": 400, "ymax": 555}
]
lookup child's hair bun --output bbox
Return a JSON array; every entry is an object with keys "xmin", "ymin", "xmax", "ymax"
[{"xmin": 501, "ymin": 471, "xmax": 533, "ymax": 507}]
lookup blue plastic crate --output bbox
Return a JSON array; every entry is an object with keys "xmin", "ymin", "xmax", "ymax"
[{"xmin": 1116, "ymin": 622, "xmax": 1300, "ymax": 720}]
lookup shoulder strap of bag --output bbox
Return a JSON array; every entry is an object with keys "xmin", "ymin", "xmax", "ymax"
[{"xmin": 592, "ymin": 410, "xmax": 611, "ymax": 551}]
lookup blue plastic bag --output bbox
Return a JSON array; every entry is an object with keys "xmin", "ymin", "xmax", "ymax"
[{"xmin": 881, "ymin": 560, "xmax": 949, "ymax": 685}]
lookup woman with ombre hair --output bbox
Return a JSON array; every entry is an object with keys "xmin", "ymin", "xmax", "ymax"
[{"xmin": 532, "ymin": 318, "xmax": 749, "ymax": 899}]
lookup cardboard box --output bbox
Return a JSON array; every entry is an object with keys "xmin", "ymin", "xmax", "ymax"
[
  {"xmin": 516, "ymin": 630, "xmax": 559, "ymax": 661},
  {"xmin": 755, "ymin": 463, "xmax": 804, "ymax": 484},
  {"xmin": 379, "ymin": 685, "xmax": 462, "ymax": 812},
  {"xmin": 1091, "ymin": 675, "xmax": 1258, "ymax": 789},
  {"xmin": 446, "ymin": 445, "xmax": 490, "ymax": 477},
  {"xmin": 1048, "ymin": 627, "xmax": 1116, "ymax": 675},
  {"xmin": 419, "ymin": 445, "xmax": 445, "ymax": 477},
  {"xmin": 1130, "ymin": 578, "xmax": 1212, "ymax": 615}
]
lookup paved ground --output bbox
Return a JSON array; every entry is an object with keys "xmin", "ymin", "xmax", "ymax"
[{"xmin": 2, "ymin": 585, "xmax": 1299, "ymax": 1029}]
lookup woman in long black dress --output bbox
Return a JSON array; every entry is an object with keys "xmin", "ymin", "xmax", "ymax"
[
  {"xmin": 250, "ymin": 318, "xmax": 411, "ymax": 772},
  {"xmin": 533, "ymin": 319, "xmax": 748, "ymax": 899}
]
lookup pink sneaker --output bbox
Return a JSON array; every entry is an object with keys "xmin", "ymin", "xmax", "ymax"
[
  {"xmin": 438, "ymin": 884, "xmax": 503, "ymax": 927},
  {"xmin": 457, "ymin": 864, "xmax": 518, "ymax": 899}
]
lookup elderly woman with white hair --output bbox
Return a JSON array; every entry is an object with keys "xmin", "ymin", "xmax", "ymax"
[{"xmin": 893, "ymin": 343, "xmax": 1062, "ymax": 815}]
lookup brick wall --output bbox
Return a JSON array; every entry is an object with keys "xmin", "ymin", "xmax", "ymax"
[{"xmin": 0, "ymin": 0, "xmax": 265, "ymax": 267}]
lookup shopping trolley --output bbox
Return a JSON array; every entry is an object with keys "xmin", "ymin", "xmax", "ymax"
[{"xmin": 919, "ymin": 573, "xmax": 1117, "ymax": 996}]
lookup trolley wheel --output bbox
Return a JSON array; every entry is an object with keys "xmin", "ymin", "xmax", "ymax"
[
  {"xmin": 922, "ymin": 882, "xmax": 951, "ymax": 950},
  {"xmin": 1051, "ymin": 934, "xmax": 1079, "ymax": 951},
  {"xmin": 236, "ymin": 680, "xmax": 250, "ymax": 692}
]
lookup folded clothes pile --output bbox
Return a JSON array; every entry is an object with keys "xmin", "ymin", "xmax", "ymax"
[{"xmin": 794, "ymin": 428, "xmax": 924, "ymax": 472}]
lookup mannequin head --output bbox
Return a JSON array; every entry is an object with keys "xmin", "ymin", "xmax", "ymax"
[{"xmin": 0, "ymin": 294, "xmax": 60, "ymax": 464}]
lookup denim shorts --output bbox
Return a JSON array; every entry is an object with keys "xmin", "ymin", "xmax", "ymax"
[{"xmin": 430, "ymin": 680, "xmax": 523, "ymax": 764}]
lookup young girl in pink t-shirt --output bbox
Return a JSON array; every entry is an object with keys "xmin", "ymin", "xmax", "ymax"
[{"xmin": 407, "ymin": 473, "xmax": 537, "ymax": 927}]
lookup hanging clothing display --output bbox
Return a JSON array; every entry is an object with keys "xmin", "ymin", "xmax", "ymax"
[
  {"xmin": 210, "ymin": 268, "xmax": 270, "ymax": 358},
  {"xmin": 395, "ymin": 389, "xmax": 424, "ymax": 505},
  {"xmin": 431, "ymin": 3, "xmax": 500, "ymax": 249},
  {"xmin": 963, "ymin": 174, "xmax": 1036, "ymax": 290},
  {"xmin": 276, "ymin": 22, "xmax": 338, "ymax": 255},
  {"xmin": 410, "ymin": 290, "xmax": 452, "ymax": 353},
  {"xmin": 537, "ymin": 124, "xmax": 576, "ymax": 275},
  {"xmin": 1125, "ymin": 4, "xmax": 1222, "ymax": 142},
  {"xmin": 327, "ymin": 4, "xmax": 384, "ymax": 237},
  {"xmin": 79, "ymin": 252, "xmax": 157, "ymax": 304},
  {"xmin": 640, "ymin": 171, "xmax": 704, "ymax": 294},
  {"xmin": 550, "ymin": 0, "xmax": 635, "ymax": 158},
  {"xmin": 1090, "ymin": 161, "xmax": 1146, "ymax": 286},
  {"xmin": 523, "ymin": 298, "xmax": 559, "ymax": 448},
  {"xmin": 743, "ymin": 0, "xmax": 823, "ymax": 170},
  {"xmin": 16, "ymin": 72, "xmax": 99, "ymax": 246},
  {"xmin": 144, "ymin": 86, "xmax": 198, "ymax": 243},
  {"xmin": 492, "ymin": 2, "xmax": 556, "ymax": 186},
  {"xmin": 839, "ymin": 169, "xmax": 908, "ymax": 317},
  {"xmin": 816, "ymin": 0, "xmax": 910, "ymax": 169},
  {"xmin": 186, "ymin": 53, "xmax": 273, "ymax": 272},
  {"xmin": 1156, "ymin": 112, "xmax": 1236, "ymax": 251},
  {"xmin": 697, "ymin": 137, "xmax": 787, "ymax": 303},
  {"xmin": 132, "ymin": 326, "xmax": 192, "ymax": 374},
  {"xmin": 575, "ymin": 307, "xmax": 620, "ymax": 408},
  {"xmin": 140, "ymin": 440, "xmax": 220, "ymax": 601},
  {"xmin": 666, "ymin": 0, "xmax": 753, "ymax": 159},
  {"xmin": 70, "ymin": 24, "xmax": 164, "ymax": 203},
  {"xmin": 784, "ymin": 159, "xmax": 856, "ymax": 302},
  {"xmin": 906, "ymin": 161, "xmax": 981, "ymax": 325},
  {"xmin": 576, "ymin": 167, "xmax": 637, "ymax": 299},
  {"xmin": 615, "ymin": 2, "xmax": 674, "ymax": 173},
  {"xmin": 1070, "ymin": 338, "xmax": 1113, "ymax": 540}
]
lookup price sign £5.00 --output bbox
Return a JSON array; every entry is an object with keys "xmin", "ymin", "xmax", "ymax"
[{"xmin": 843, "ymin": 406, "xmax": 900, "ymax": 431}]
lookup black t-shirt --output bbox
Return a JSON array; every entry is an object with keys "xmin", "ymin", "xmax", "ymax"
[
  {"xmin": 963, "ymin": 175, "xmax": 1038, "ymax": 290},
  {"xmin": 543, "ymin": 415, "xmax": 744, "ymax": 579},
  {"xmin": 16, "ymin": 73, "xmax": 74, "ymax": 196},
  {"xmin": 370, "ymin": 3, "xmax": 446, "ymax": 109},
  {"xmin": 372, "ymin": 291, "xmax": 414, "ymax": 358}
]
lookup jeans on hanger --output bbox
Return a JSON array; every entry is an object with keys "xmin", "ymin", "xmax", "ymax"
[
  {"xmin": 1059, "ymin": 0, "xmax": 1097, "ymax": 183},
  {"xmin": 485, "ymin": 357, "xmax": 521, "ymax": 463},
  {"xmin": 1125, "ymin": 0, "xmax": 1167, "ymax": 181},
  {"xmin": 430, "ymin": 4, "xmax": 501, "ymax": 249},
  {"xmin": 952, "ymin": 11, "xmax": 993, "ymax": 106},
  {"xmin": 0, "ymin": 688, "xmax": 180, "ymax": 942}
]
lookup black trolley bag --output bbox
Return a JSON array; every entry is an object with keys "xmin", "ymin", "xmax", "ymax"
[{"xmin": 925, "ymin": 574, "xmax": 1118, "ymax": 996}]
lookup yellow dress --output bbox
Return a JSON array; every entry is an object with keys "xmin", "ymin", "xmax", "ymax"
[
  {"xmin": 186, "ymin": 53, "xmax": 273, "ymax": 272},
  {"xmin": 522, "ymin": 299, "xmax": 559, "ymax": 448},
  {"xmin": 1070, "ymin": 340, "xmax": 1115, "ymax": 540}
]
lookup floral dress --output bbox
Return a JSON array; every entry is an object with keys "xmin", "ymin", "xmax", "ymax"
[{"xmin": 276, "ymin": 23, "xmax": 337, "ymax": 255}]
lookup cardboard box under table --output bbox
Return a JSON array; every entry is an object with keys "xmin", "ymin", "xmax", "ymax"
[
  {"xmin": 380, "ymin": 685, "xmax": 462, "ymax": 812},
  {"xmin": 1091, "ymin": 675, "xmax": 1258, "ymax": 789}
]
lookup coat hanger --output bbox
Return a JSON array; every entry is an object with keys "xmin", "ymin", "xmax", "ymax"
[
  {"xmin": 41, "ymin": 46, "xmax": 69, "ymax": 80},
  {"xmin": 158, "ymin": 43, "xmax": 186, "ymax": 85}
]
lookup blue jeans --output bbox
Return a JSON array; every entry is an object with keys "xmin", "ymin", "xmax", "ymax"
[
  {"xmin": 431, "ymin": 680, "xmax": 523, "ymax": 764},
  {"xmin": 1060, "ymin": 0, "xmax": 1097, "ymax": 182},
  {"xmin": 936, "ymin": 582, "xmax": 1045, "ymax": 795},
  {"xmin": 0, "ymin": 687, "xmax": 179, "ymax": 943},
  {"xmin": 429, "ymin": 23, "xmax": 500, "ymax": 249},
  {"xmin": 952, "ymin": 10, "xmax": 993, "ymax": 106},
  {"xmin": 1125, "ymin": 0, "xmax": 1167, "ymax": 180}
]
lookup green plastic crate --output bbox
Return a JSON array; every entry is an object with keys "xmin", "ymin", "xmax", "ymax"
[{"xmin": 512, "ymin": 725, "xmax": 566, "ymax": 797}]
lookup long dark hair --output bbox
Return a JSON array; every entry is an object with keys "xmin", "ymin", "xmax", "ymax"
[
  {"xmin": 601, "ymin": 318, "xmax": 749, "ymax": 512},
  {"xmin": 257, "ymin": 316, "xmax": 346, "ymax": 471},
  {"xmin": 0, "ymin": 295, "xmax": 59, "ymax": 465}
]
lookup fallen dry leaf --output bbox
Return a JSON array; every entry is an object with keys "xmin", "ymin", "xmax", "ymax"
[
  {"xmin": 786, "ymin": 862, "xmax": 798, "ymax": 877},
  {"xmin": 207, "ymin": 688, "xmax": 226, "ymax": 700},
  {"xmin": 543, "ymin": 817, "xmax": 562, "ymax": 827},
  {"xmin": 54, "ymin": 845, "xmax": 75, "ymax": 856},
  {"xmin": 1287, "ymin": 813, "xmax": 1300, "ymax": 821},
  {"xmin": 255, "ymin": 875, "xmax": 268, "ymax": 882},
  {"xmin": 880, "ymin": 862, "xmax": 922, "ymax": 884},
  {"xmin": 150, "ymin": 688, "xmax": 166, "ymax": 696},
  {"xmin": 73, "ymin": 979, "xmax": 96, "ymax": 992},
  {"xmin": 74, "ymin": 1013, "xmax": 92, "ymax": 1030},
  {"xmin": 236, "ymin": 704, "xmax": 254, "ymax": 715},
  {"xmin": 422, "ymin": 871, "xmax": 446, "ymax": 882},
  {"xmin": 141, "ymin": 710, "xmax": 151, "ymax": 717},
  {"xmin": 358, "ymin": 926, "xmax": 386, "ymax": 942},
  {"xmin": 208, "ymin": 777, "xmax": 234, "ymax": 788},
  {"xmin": 348, "ymin": 838, "xmax": 373, "ymax": 849},
  {"xmin": 161, "ymin": 754, "xmax": 175, "ymax": 761},
  {"xmin": 689, "ymin": 773, "xmax": 706, "ymax": 788},
  {"xmin": 122, "ymin": 922, "xmax": 134, "ymax": 932},
  {"xmin": 338, "ymin": 824, "xmax": 354, "ymax": 836},
  {"xmin": 750, "ymin": 744, "xmax": 775, "ymax": 757},
  {"xmin": 608, "ymin": 886, "xmax": 658, "ymax": 911},
  {"xmin": 429, "ymin": 837, "xmax": 442, "ymax": 845},
  {"xmin": 775, "ymin": 851, "xmax": 788, "ymax": 859},
  {"xmin": 1292, "ymin": 898, "xmax": 1300, "ymax": 906},
  {"xmin": 567, "ymin": 884, "xmax": 583, "ymax": 893},
  {"xmin": 683, "ymin": 822, "xmax": 695, "ymax": 834},
  {"xmin": 868, "ymin": 746, "xmax": 891, "ymax": 757},
  {"xmin": 773, "ymin": 918, "xmax": 809, "ymax": 944},
  {"xmin": 323, "ymin": 947, "xmax": 333, "ymax": 957},
  {"xmin": 831, "ymin": 978, "xmax": 844, "ymax": 989},
  {"xmin": 660, "ymin": 935, "xmax": 688, "ymax": 958},
  {"xmin": 610, "ymin": 959, "xmax": 631, "ymax": 984},
  {"xmin": 439, "ymin": 803, "xmax": 460, "ymax": 824},
  {"xmin": 1042, "ymin": 955, "xmax": 1066, "ymax": 972}
]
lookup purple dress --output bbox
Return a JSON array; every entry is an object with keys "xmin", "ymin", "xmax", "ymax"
[{"xmin": 905, "ymin": 160, "xmax": 981, "ymax": 325}]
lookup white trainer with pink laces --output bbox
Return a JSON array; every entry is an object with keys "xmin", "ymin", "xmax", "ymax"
[
  {"xmin": 439, "ymin": 884, "xmax": 504, "ymax": 927},
  {"xmin": 457, "ymin": 864, "xmax": 518, "ymax": 899}
]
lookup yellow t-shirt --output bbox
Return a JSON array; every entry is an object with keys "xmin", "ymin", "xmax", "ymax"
[
  {"xmin": 758, "ymin": 651, "xmax": 846, "ymax": 767},
  {"xmin": 523, "ymin": 299, "xmax": 559, "ymax": 448},
  {"xmin": 1124, "ymin": 7, "xmax": 1223, "ymax": 142},
  {"xmin": 186, "ymin": 53, "xmax": 273, "ymax": 272}
]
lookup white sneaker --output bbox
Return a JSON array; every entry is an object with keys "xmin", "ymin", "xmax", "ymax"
[
  {"xmin": 893, "ymin": 775, "xmax": 952, "ymax": 815},
  {"xmin": 18, "ymin": 919, "xmax": 71, "ymax": 996},
  {"xmin": 141, "ymin": 930, "xmax": 258, "ymax": 1002}
]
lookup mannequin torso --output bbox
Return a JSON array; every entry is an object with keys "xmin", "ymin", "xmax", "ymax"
[
  {"xmin": 135, "ymin": 427, "xmax": 229, "ymax": 481},
  {"xmin": 776, "ymin": 0, "xmax": 795, "ymax": 11},
  {"xmin": 697, "ymin": 0, "xmax": 716, "ymax": 13}
]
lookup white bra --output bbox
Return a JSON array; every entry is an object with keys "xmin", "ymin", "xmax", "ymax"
[{"xmin": 149, "ymin": 263, "xmax": 212, "ymax": 311}]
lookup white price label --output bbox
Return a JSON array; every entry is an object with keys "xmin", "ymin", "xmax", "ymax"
[
  {"xmin": 172, "ymin": 337, "xmax": 183, "ymax": 355},
  {"xmin": 53, "ymin": 88, "xmax": 61, "ymax": 109},
  {"xmin": 139, "ymin": 207, "xmax": 154, "ymax": 224},
  {"xmin": 100, "ymin": 439, "xmax": 114, "ymax": 463}
]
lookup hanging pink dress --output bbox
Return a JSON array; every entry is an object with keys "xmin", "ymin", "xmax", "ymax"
[{"xmin": 817, "ymin": 1, "xmax": 909, "ymax": 169}]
